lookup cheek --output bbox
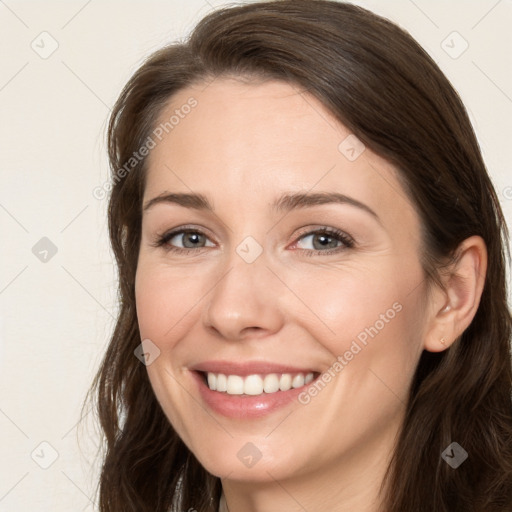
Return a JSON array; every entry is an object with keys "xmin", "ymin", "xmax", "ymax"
[
  {"xmin": 283, "ymin": 266, "xmax": 398, "ymax": 336},
  {"xmin": 134, "ymin": 263, "xmax": 206, "ymax": 343},
  {"xmin": 285, "ymin": 269, "xmax": 425, "ymax": 453},
  {"xmin": 282, "ymin": 260, "xmax": 425, "ymax": 375},
  {"xmin": 134, "ymin": 264, "xmax": 205, "ymax": 434}
]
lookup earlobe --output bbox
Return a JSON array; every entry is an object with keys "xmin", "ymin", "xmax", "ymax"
[{"xmin": 423, "ymin": 236, "xmax": 487, "ymax": 353}]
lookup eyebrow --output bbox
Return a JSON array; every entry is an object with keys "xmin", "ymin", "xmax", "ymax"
[{"xmin": 143, "ymin": 191, "xmax": 380, "ymax": 221}]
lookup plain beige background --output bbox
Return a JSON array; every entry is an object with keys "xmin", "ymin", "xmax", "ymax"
[{"xmin": 0, "ymin": 0, "xmax": 511, "ymax": 510}]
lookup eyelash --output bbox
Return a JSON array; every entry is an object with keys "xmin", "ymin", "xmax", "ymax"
[{"xmin": 151, "ymin": 225, "xmax": 355, "ymax": 256}]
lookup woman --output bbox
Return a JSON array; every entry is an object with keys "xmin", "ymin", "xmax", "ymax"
[{"xmin": 86, "ymin": 1, "xmax": 512, "ymax": 510}]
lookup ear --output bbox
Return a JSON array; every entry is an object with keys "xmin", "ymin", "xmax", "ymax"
[{"xmin": 423, "ymin": 235, "xmax": 487, "ymax": 353}]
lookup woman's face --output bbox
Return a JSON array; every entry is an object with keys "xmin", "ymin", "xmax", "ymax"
[{"xmin": 135, "ymin": 77, "xmax": 431, "ymax": 484}]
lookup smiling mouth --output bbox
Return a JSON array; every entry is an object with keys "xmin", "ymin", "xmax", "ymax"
[{"xmin": 198, "ymin": 371, "xmax": 320, "ymax": 396}]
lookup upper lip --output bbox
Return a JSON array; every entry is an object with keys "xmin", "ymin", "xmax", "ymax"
[{"xmin": 191, "ymin": 360, "xmax": 318, "ymax": 377}]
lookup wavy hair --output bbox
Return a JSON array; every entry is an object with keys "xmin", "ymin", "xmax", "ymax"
[{"xmin": 85, "ymin": 1, "xmax": 512, "ymax": 510}]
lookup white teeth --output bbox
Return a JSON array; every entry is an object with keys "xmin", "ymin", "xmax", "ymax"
[
  {"xmin": 292, "ymin": 374, "xmax": 305, "ymax": 388},
  {"xmin": 279, "ymin": 374, "xmax": 292, "ymax": 391},
  {"xmin": 216, "ymin": 373, "xmax": 227, "ymax": 392},
  {"xmin": 242, "ymin": 375, "xmax": 264, "ymax": 395},
  {"xmin": 263, "ymin": 373, "xmax": 280, "ymax": 393},
  {"xmin": 205, "ymin": 372, "xmax": 315, "ymax": 395},
  {"xmin": 226, "ymin": 375, "xmax": 244, "ymax": 395},
  {"xmin": 207, "ymin": 372, "xmax": 216, "ymax": 390}
]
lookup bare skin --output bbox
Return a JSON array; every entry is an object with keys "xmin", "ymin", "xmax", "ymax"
[{"xmin": 135, "ymin": 77, "xmax": 487, "ymax": 512}]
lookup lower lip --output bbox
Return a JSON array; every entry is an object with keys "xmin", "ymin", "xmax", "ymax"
[{"xmin": 191, "ymin": 371, "xmax": 317, "ymax": 419}]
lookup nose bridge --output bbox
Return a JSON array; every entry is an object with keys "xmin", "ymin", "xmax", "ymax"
[{"xmin": 202, "ymin": 241, "xmax": 283, "ymax": 339}]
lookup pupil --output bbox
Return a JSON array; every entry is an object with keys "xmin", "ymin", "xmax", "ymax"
[
  {"xmin": 314, "ymin": 234, "xmax": 336, "ymax": 250},
  {"xmin": 184, "ymin": 232, "xmax": 202, "ymax": 248}
]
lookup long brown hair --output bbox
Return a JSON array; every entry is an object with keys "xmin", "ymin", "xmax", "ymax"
[{"xmin": 85, "ymin": 1, "xmax": 512, "ymax": 510}]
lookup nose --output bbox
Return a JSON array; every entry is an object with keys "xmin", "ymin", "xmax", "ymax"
[{"xmin": 201, "ymin": 252, "xmax": 285, "ymax": 341}]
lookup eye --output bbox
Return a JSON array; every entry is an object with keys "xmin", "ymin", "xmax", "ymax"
[
  {"xmin": 152, "ymin": 227, "xmax": 215, "ymax": 254},
  {"xmin": 293, "ymin": 227, "xmax": 354, "ymax": 255},
  {"xmin": 152, "ymin": 225, "xmax": 354, "ymax": 256}
]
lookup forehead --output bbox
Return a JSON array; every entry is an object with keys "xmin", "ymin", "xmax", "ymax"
[
  {"xmin": 144, "ymin": 78, "xmax": 416, "ymax": 229},
  {"xmin": 148, "ymin": 77, "xmax": 346, "ymax": 168}
]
